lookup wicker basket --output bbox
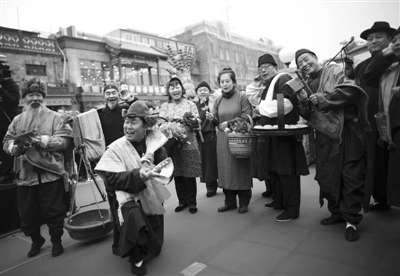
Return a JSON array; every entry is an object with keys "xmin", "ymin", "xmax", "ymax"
[
  {"xmin": 64, "ymin": 209, "xmax": 113, "ymax": 241},
  {"xmin": 227, "ymin": 115, "xmax": 257, "ymax": 158}
]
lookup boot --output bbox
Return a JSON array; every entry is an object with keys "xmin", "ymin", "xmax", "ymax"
[
  {"xmin": 28, "ymin": 233, "xmax": 46, "ymax": 258},
  {"xmin": 51, "ymin": 236, "xmax": 64, "ymax": 257}
]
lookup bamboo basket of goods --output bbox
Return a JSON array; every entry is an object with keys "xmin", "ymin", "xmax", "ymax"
[{"xmin": 226, "ymin": 114, "xmax": 257, "ymax": 158}]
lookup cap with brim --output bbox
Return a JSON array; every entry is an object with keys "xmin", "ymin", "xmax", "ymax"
[
  {"xmin": 103, "ymin": 85, "xmax": 119, "ymax": 94},
  {"xmin": 360, "ymin": 21, "xmax": 396, "ymax": 40},
  {"xmin": 392, "ymin": 26, "xmax": 400, "ymax": 38}
]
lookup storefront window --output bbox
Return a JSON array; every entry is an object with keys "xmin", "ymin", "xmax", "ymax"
[{"xmin": 80, "ymin": 59, "xmax": 108, "ymax": 86}]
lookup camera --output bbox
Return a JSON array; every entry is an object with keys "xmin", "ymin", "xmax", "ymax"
[{"xmin": 0, "ymin": 54, "xmax": 12, "ymax": 80}]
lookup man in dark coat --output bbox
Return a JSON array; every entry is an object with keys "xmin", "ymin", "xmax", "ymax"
[
  {"xmin": 364, "ymin": 26, "xmax": 400, "ymax": 208},
  {"xmin": 0, "ymin": 56, "xmax": 20, "ymax": 184},
  {"xmin": 256, "ymin": 54, "xmax": 309, "ymax": 222},
  {"xmin": 354, "ymin": 21, "xmax": 396, "ymax": 212},
  {"xmin": 296, "ymin": 49, "xmax": 370, "ymax": 242}
]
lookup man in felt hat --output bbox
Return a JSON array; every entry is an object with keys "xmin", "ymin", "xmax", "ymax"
[
  {"xmin": 295, "ymin": 48, "xmax": 370, "ymax": 242},
  {"xmin": 364, "ymin": 26, "xmax": 400, "ymax": 209},
  {"xmin": 251, "ymin": 54, "xmax": 309, "ymax": 222},
  {"xmin": 3, "ymin": 77, "xmax": 73, "ymax": 257},
  {"xmin": 95, "ymin": 100, "xmax": 170, "ymax": 276},
  {"xmin": 97, "ymin": 84, "xmax": 125, "ymax": 147},
  {"xmin": 354, "ymin": 21, "xmax": 396, "ymax": 212}
]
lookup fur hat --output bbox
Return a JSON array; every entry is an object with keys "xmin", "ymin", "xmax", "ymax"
[
  {"xmin": 21, "ymin": 78, "xmax": 47, "ymax": 98},
  {"xmin": 258, "ymin": 54, "xmax": 277, "ymax": 68},
  {"xmin": 360, "ymin": 21, "xmax": 396, "ymax": 40},
  {"xmin": 295, "ymin": 49, "xmax": 317, "ymax": 67}
]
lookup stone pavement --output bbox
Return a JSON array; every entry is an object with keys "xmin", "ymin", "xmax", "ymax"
[{"xmin": 1, "ymin": 166, "xmax": 399, "ymax": 276}]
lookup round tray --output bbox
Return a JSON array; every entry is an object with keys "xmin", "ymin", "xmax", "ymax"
[{"xmin": 250, "ymin": 126, "xmax": 312, "ymax": 136}]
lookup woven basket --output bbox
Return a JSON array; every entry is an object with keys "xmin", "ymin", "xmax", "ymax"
[
  {"xmin": 64, "ymin": 209, "xmax": 113, "ymax": 241},
  {"xmin": 227, "ymin": 115, "xmax": 257, "ymax": 158}
]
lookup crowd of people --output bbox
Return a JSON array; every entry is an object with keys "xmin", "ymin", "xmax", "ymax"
[{"xmin": 1, "ymin": 20, "xmax": 400, "ymax": 276}]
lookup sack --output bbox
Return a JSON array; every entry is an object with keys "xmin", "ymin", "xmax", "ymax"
[
  {"xmin": 23, "ymin": 147, "xmax": 65, "ymax": 176},
  {"xmin": 374, "ymin": 112, "xmax": 391, "ymax": 143},
  {"xmin": 307, "ymin": 108, "xmax": 343, "ymax": 142}
]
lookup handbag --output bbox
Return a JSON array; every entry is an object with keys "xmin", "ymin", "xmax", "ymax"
[{"xmin": 307, "ymin": 108, "xmax": 343, "ymax": 142}]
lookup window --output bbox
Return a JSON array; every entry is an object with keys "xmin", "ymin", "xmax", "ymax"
[
  {"xmin": 141, "ymin": 37, "xmax": 149, "ymax": 44},
  {"xmin": 225, "ymin": 50, "xmax": 230, "ymax": 62},
  {"xmin": 26, "ymin": 64, "xmax": 46, "ymax": 76},
  {"xmin": 219, "ymin": 48, "xmax": 224, "ymax": 61},
  {"xmin": 80, "ymin": 59, "xmax": 107, "ymax": 86},
  {"xmin": 149, "ymin": 39, "xmax": 155, "ymax": 47},
  {"xmin": 124, "ymin": 33, "xmax": 133, "ymax": 41},
  {"xmin": 235, "ymin": 52, "xmax": 240, "ymax": 63}
]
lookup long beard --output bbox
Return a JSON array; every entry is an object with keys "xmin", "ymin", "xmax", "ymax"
[{"xmin": 23, "ymin": 103, "xmax": 46, "ymax": 129}]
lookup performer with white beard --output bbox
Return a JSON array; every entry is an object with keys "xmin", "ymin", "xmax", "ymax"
[{"xmin": 3, "ymin": 78, "xmax": 72, "ymax": 257}]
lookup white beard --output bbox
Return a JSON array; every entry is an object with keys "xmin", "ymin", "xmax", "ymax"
[{"xmin": 23, "ymin": 102, "xmax": 46, "ymax": 124}]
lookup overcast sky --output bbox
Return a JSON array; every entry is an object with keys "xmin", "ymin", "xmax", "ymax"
[{"xmin": 1, "ymin": 0, "xmax": 399, "ymax": 63}]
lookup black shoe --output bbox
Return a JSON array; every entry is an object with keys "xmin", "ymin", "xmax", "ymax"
[
  {"xmin": 27, "ymin": 236, "xmax": 46, "ymax": 258},
  {"xmin": 131, "ymin": 261, "xmax": 147, "ymax": 276},
  {"xmin": 189, "ymin": 206, "xmax": 198, "ymax": 214},
  {"xmin": 264, "ymin": 202, "xmax": 284, "ymax": 210},
  {"xmin": 51, "ymin": 242, "xmax": 64, "ymax": 257},
  {"xmin": 369, "ymin": 202, "xmax": 391, "ymax": 212},
  {"xmin": 276, "ymin": 211, "xmax": 298, "ymax": 222},
  {"xmin": 238, "ymin": 206, "xmax": 248, "ymax": 214},
  {"xmin": 175, "ymin": 204, "xmax": 187, "ymax": 213},
  {"xmin": 206, "ymin": 191, "xmax": 216, "ymax": 198},
  {"xmin": 262, "ymin": 191, "xmax": 272, "ymax": 198},
  {"xmin": 218, "ymin": 205, "xmax": 237, "ymax": 212},
  {"xmin": 345, "ymin": 227, "xmax": 359, "ymax": 242},
  {"xmin": 0, "ymin": 174, "xmax": 15, "ymax": 184},
  {"xmin": 320, "ymin": 216, "xmax": 345, "ymax": 225}
]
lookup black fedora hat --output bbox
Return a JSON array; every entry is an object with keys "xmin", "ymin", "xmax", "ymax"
[{"xmin": 360, "ymin": 21, "xmax": 396, "ymax": 40}]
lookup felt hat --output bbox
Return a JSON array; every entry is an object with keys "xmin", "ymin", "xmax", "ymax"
[
  {"xmin": 122, "ymin": 100, "xmax": 149, "ymax": 119},
  {"xmin": 392, "ymin": 26, "xmax": 400, "ymax": 38},
  {"xmin": 295, "ymin": 48, "xmax": 317, "ymax": 67},
  {"xmin": 103, "ymin": 84, "xmax": 119, "ymax": 94},
  {"xmin": 360, "ymin": 21, "xmax": 396, "ymax": 40},
  {"xmin": 258, "ymin": 54, "xmax": 277, "ymax": 68},
  {"xmin": 21, "ymin": 78, "xmax": 47, "ymax": 98},
  {"xmin": 195, "ymin": 81, "xmax": 211, "ymax": 92}
]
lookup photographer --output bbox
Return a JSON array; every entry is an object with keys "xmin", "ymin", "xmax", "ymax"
[{"xmin": 0, "ymin": 55, "xmax": 20, "ymax": 184}]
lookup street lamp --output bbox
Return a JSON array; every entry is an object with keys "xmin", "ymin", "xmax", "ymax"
[{"xmin": 279, "ymin": 48, "xmax": 295, "ymax": 68}]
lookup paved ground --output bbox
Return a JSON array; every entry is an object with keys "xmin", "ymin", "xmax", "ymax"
[{"xmin": 1, "ymin": 165, "xmax": 399, "ymax": 276}]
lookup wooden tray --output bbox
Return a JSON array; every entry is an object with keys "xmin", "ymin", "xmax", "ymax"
[{"xmin": 250, "ymin": 126, "xmax": 312, "ymax": 136}]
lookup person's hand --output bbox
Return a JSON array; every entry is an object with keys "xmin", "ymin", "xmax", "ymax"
[
  {"xmin": 205, "ymin": 111, "xmax": 214, "ymax": 121},
  {"xmin": 382, "ymin": 43, "xmax": 396, "ymax": 58},
  {"xmin": 219, "ymin": 121, "xmax": 228, "ymax": 131},
  {"xmin": 31, "ymin": 137, "xmax": 41, "ymax": 147},
  {"xmin": 296, "ymin": 89, "xmax": 309, "ymax": 103},
  {"xmin": 141, "ymin": 153, "xmax": 154, "ymax": 166},
  {"xmin": 139, "ymin": 167, "xmax": 160, "ymax": 181},
  {"xmin": 309, "ymin": 94, "xmax": 319, "ymax": 106},
  {"xmin": 12, "ymin": 145, "xmax": 25, "ymax": 156}
]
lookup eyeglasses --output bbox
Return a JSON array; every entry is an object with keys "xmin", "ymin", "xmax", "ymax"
[{"xmin": 258, "ymin": 64, "xmax": 274, "ymax": 71}]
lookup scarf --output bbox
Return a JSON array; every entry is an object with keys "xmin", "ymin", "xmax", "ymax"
[
  {"xmin": 95, "ymin": 136, "xmax": 171, "ymax": 225},
  {"xmin": 222, "ymin": 88, "xmax": 236, "ymax": 99}
]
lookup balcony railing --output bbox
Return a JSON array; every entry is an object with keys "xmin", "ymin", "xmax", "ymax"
[{"xmin": 0, "ymin": 31, "xmax": 62, "ymax": 55}]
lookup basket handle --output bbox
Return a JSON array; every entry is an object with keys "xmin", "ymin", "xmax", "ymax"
[{"xmin": 245, "ymin": 114, "xmax": 254, "ymax": 128}]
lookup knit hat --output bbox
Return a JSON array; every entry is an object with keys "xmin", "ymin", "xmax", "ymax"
[
  {"xmin": 21, "ymin": 77, "xmax": 47, "ymax": 98},
  {"xmin": 122, "ymin": 100, "xmax": 149, "ymax": 119},
  {"xmin": 258, "ymin": 54, "xmax": 277, "ymax": 68},
  {"xmin": 103, "ymin": 84, "xmax": 119, "ymax": 94},
  {"xmin": 195, "ymin": 81, "xmax": 211, "ymax": 93},
  {"xmin": 295, "ymin": 49, "xmax": 317, "ymax": 67},
  {"xmin": 360, "ymin": 21, "xmax": 396, "ymax": 40}
]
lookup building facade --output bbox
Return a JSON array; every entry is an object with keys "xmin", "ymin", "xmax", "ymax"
[
  {"xmin": 164, "ymin": 20, "xmax": 284, "ymax": 91},
  {"xmin": 0, "ymin": 26, "xmax": 78, "ymax": 111}
]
